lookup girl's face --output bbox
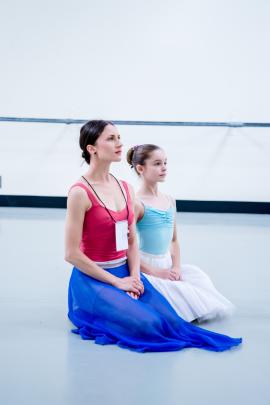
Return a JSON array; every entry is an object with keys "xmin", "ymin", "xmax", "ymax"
[
  {"xmin": 88, "ymin": 124, "xmax": 123, "ymax": 162},
  {"xmin": 139, "ymin": 149, "xmax": 167, "ymax": 183}
]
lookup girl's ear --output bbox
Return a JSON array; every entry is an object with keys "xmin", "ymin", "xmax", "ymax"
[{"xmin": 136, "ymin": 164, "xmax": 144, "ymax": 175}]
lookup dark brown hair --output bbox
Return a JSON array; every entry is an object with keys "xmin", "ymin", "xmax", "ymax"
[
  {"xmin": 79, "ymin": 120, "xmax": 114, "ymax": 164},
  {"xmin": 126, "ymin": 144, "xmax": 161, "ymax": 174}
]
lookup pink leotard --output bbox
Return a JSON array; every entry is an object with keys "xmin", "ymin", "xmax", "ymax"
[{"xmin": 69, "ymin": 180, "xmax": 134, "ymax": 262}]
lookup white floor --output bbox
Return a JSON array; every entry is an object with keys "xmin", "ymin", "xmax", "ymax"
[{"xmin": 0, "ymin": 207, "xmax": 269, "ymax": 405}]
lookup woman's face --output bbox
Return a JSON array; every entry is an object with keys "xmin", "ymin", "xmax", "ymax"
[
  {"xmin": 140, "ymin": 148, "xmax": 167, "ymax": 183},
  {"xmin": 92, "ymin": 124, "xmax": 123, "ymax": 162}
]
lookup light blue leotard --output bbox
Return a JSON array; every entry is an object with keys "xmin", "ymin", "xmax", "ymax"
[{"xmin": 136, "ymin": 205, "xmax": 174, "ymax": 255}]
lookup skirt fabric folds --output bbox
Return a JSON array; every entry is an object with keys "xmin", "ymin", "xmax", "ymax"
[
  {"xmin": 68, "ymin": 263, "xmax": 242, "ymax": 353},
  {"xmin": 140, "ymin": 251, "xmax": 234, "ymax": 323}
]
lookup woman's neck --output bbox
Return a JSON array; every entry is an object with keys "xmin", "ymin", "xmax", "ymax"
[{"xmin": 84, "ymin": 161, "xmax": 111, "ymax": 183}]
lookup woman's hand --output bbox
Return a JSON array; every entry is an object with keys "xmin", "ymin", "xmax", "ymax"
[
  {"xmin": 114, "ymin": 276, "xmax": 144, "ymax": 295},
  {"xmin": 126, "ymin": 291, "xmax": 140, "ymax": 300}
]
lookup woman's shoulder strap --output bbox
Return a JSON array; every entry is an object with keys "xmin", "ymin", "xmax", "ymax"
[
  {"xmin": 68, "ymin": 182, "xmax": 99, "ymax": 205},
  {"xmin": 119, "ymin": 180, "xmax": 132, "ymax": 202}
]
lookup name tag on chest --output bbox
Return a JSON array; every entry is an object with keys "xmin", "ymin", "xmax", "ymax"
[{"xmin": 115, "ymin": 220, "xmax": 129, "ymax": 251}]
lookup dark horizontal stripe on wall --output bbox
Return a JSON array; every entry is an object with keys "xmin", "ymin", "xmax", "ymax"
[
  {"xmin": 176, "ymin": 200, "xmax": 270, "ymax": 214},
  {"xmin": 1, "ymin": 116, "xmax": 270, "ymax": 127},
  {"xmin": 0, "ymin": 195, "xmax": 269, "ymax": 213},
  {"xmin": 0, "ymin": 195, "xmax": 67, "ymax": 209}
]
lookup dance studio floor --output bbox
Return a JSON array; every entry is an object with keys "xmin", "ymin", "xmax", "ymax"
[{"xmin": 0, "ymin": 207, "xmax": 269, "ymax": 405}]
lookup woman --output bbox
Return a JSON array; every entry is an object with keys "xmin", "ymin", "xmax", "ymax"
[
  {"xmin": 128, "ymin": 143, "xmax": 234, "ymax": 322},
  {"xmin": 65, "ymin": 120, "xmax": 242, "ymax": 352}
]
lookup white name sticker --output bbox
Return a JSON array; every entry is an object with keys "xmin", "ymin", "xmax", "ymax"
[{"xmin": 115, "ymin": 220, "xmax": 129, "ymax": 251}]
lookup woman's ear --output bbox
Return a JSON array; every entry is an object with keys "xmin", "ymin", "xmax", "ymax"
[{"xmin": 86, "ymin": 144, "xmax": 97, "ymax": 156}]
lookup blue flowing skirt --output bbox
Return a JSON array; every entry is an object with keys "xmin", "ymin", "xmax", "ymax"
[{"xmin": 68, "ymin": 263, "xmax": 242, "ymax": 352}]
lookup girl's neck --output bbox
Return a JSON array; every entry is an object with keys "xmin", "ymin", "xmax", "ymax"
[{"xmin": 138, "ymin": 181, "xmax": 159, "ymax": 197}]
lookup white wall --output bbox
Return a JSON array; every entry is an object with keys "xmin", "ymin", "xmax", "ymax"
[{"xmin": 0, "ymin": 0, "xmax": 269, "ymax": 201}]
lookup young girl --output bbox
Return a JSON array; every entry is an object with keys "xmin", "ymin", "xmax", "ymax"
[
  {"xmin": 127, "ymin": 144, "xmax": 234, "ymax": 323},
  {"xmin": 65, "ymin": 120, "xmax": 242, "ymax": 352}
]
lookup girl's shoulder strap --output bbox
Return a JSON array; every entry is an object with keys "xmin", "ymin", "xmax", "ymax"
[
  {"xmin": 136, "ymin": 198, "xmax": 146, "ymax": 223},
  {"xmin": 162, "ymin": 193, "xmax": 175, "ymax": 209}
]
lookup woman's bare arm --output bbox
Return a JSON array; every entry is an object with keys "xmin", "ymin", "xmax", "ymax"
[{"xmin": 65, "ymin": 187, "xmax": 142, "ymax": 294}]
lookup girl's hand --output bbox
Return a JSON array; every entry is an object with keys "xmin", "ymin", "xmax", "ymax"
[
  {"xmin": 169, "ymin": 267, "xmax": 181, "ymax": 281},
  {"xmin": 155, "ymin": 268, "xmax": 172, "ymax": 279},
  {"xmin": 155, "ymin": 267, "xmax": 181, "ymax": 281},
  {"xmin": 115, "ymin": 276, "xmax": 144, "ymax": 295}
]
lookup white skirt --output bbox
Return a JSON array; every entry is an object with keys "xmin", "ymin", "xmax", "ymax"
[{"xmin": 140, "ymin": 251, "xmax": 234, "ymax": 323}]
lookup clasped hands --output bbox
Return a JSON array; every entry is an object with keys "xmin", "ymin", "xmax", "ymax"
[
  {"xmin": 155, "ymin": 266, "xmax": 181, "ymax": 281},
  {"xmin": 116, "ymin": 275, "xmax": 144, "ymax": 300}
]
